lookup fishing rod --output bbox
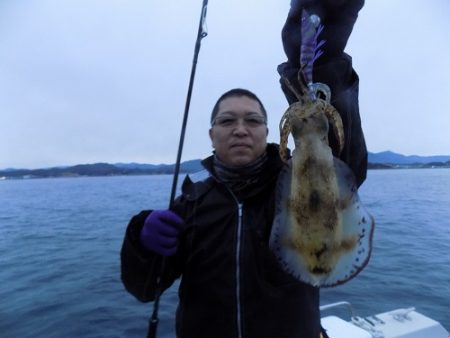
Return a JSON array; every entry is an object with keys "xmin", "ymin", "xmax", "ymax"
[{"xmin": 147, "ymin": 1, "xmax": 208, "ymax": 337}]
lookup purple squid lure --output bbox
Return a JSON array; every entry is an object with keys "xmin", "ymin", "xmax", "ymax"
[{"xmin": 299, "ymin": 10, "xmax": 326, "ymax": 100}]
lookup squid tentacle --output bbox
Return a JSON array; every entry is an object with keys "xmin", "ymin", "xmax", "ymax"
[
  {"xmin": 282, "ymin": 76, "xmax": 303, "ymax": 101},
  {"xmin": 279, "ymin": 110, "xmax": 292, "ymax": 162},
  {"xmin": 323, "ymin": 103, "xmax": 345, "ymax": 155}
]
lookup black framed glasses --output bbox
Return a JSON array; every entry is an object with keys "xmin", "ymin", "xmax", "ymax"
[{"xmin": 212, "ymin": 115, "xmax": 267, "ymax": 128}]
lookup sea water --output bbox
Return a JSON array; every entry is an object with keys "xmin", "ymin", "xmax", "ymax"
[{"xmin": 0, "ymin": 169, "xmax": 449, "ymax": 337}]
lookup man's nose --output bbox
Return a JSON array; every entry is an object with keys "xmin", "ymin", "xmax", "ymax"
[{"xmin": 232, "ymin": 119, "xmax": 249, "ymax": 135}]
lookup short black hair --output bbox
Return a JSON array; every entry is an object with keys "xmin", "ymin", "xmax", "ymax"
[{"xmin": 210, "ymin": 88, "xmax": 267, "ymax": 125}]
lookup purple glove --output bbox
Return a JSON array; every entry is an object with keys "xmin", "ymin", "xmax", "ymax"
[{"xmin": 140, "ymin": 210, "xmax": 184, "ymax": 256}]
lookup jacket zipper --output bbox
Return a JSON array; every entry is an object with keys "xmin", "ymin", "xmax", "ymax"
[
  {"xmin": 235, "ymin": 202, "xmax": 243, "ymax": 338},
  {"xmin": 217, "ymin": 181, "xmax": 244, "ymax": 338}
]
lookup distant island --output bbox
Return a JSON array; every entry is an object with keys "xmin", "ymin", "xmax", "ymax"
[
  {"xmin": 1, "ymin": 151, "xmax": 450, "ymax": 179},
  {"xmin": 0, "ymin": 160, "xmax": 203, "ymax": 180}
]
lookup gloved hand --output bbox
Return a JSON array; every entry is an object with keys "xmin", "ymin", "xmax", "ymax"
[
  {"xmin": 279, "ymin": 0, "xmax": 364, "ymax": 104},
  {"xmin": 278, "ymin": 0, "xmax": 368, "ymax": 187},
  {"xmin": 140, "ymin": 210, "xmax": 185, "ymax": 256},
  {"xmin": 281, "ymin": 0, "xmax": 364, "ymax": 68}
]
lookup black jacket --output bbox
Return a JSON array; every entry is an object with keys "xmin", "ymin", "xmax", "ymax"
[{"xmin": 121, "ymin": 144, "xmax": 323, "ymax": 338}]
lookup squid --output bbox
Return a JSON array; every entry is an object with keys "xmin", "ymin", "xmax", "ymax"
[{"xmin": 269, "ymin": 11, "xmax": 374, "ymax": 287}]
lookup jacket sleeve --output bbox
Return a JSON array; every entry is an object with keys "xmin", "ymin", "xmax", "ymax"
[
  {"xmin": 120, "ymin": 210, "xmax": 182, "ymax": 302},
  {"xmin": 314, "ymin": 55, "xmax": 368, "ymax": 186}
]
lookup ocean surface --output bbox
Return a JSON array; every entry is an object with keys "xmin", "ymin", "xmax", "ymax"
[{"xmin": 0, "ymin": 169, "xmax": 449, "ymax": 337}]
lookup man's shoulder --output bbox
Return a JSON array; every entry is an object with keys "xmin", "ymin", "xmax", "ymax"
[
  {"xmin": 186, "ymin": 169, "xmax": 211, "ymax": 183},
  {"xmin": 181, "ymin": 170, "xmax": 215, "ymax": 201}
]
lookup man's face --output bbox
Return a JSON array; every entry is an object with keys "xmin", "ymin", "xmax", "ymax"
[{"xmin": 209, "ymin": 95, "xmax": 268, "ymax": 166}]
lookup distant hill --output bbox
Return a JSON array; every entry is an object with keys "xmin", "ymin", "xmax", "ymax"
[
  {"xmin": 113, "ymin": 162, "xmax": 161, "ymax": 170},
  {"xmin": 1, "ymin": 151, "xmax": 450, "ymax": 179},
  {"xmin": 0, "ymin": 160, "xmax": 204, "ymax": 179},
  {"xmin": 368, "ymin": 151, "xmax": 450, "ymax": 165},
  {"xmin": 114, "ymin": 159, "xmax": 204, "ymax": 173}
]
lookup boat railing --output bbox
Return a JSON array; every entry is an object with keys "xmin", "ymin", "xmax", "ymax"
[
  {"xmin": 320, "ymin": 301, "xmax": 356, "ymax": 318},
  {"xmin": 320, "ymin": 301, "xmax": 385, "ymax": 338}
]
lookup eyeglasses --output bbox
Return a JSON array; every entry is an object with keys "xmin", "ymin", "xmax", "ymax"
[{"xmin": 212, "ymin": 115, "xmax": 267, "ymax": 128}]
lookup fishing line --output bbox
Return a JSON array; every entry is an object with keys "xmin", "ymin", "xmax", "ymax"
[{"xmin": 147, "ymin": 1, "xmax": 208, "ymax": 337}]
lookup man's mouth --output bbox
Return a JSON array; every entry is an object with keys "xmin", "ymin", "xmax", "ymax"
[{"xmin": 231, "ymin": 143, "xmax": 251, "ymax": 149}]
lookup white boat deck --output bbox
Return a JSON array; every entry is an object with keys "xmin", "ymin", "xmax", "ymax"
[{"xmin": 321, "ymin": 302, "xmax": 449, "ymax": 338}]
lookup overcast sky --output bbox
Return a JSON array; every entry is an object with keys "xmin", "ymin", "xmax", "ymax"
[{"xmin": 1, "ymin": 0, "xmax": 449, "ymax": 169}]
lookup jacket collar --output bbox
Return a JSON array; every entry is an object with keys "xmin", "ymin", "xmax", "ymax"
[{"xmin": 201, "ymin": 143, "xmax": 287, "ymax": 201}]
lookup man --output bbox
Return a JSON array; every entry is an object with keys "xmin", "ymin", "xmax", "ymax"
[
  {"xmin": 121, "ymin": 1, "xmax": 367, "ymax": 337},
  {"xmin": 122, "ymin": 88, "xmax": 325, "ymax": 337}
]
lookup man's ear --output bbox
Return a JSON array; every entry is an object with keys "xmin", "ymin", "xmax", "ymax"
[
  {"xmin": 266, "ymin": 127, "xmax": 269, "ymax": 136},
  {"xmin": 209, "ymin": 128, "xmax": 215, "ymax": 147}
]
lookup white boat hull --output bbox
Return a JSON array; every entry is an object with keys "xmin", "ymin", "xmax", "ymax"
[{"xmin": 321, "ymin": 304, "xmax": 449, "ymax": 338}]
